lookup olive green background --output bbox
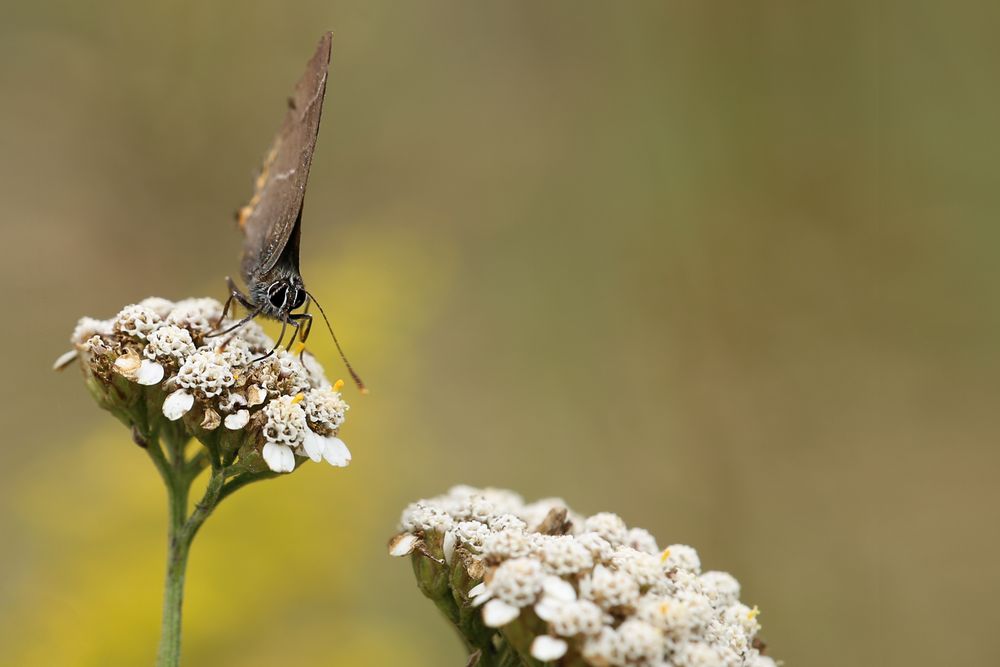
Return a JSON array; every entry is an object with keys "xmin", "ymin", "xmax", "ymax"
[{"xmin": 1, "ymin": 2, "xmax": 997, "ymax": 666}]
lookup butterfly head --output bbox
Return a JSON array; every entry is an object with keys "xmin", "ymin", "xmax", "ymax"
[{"xmin": 257, "ymin": 274, "xmax": 306, "ymax": 318}]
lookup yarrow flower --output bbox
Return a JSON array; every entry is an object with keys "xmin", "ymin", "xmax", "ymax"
[
  {"xmin": 391, "ymin": 486, "xmax": 777, "ymax": 666},
  {"xmin": 58, "ymin": 297, "xmax": 354, "ymax": 474}
]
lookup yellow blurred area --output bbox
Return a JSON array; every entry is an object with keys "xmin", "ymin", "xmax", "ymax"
[{"xmin": 2, "ymin": 2, "xmax": 999, "ymax": 666}]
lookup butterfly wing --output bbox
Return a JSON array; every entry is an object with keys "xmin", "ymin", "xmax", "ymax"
[{"xmin": 238, "ymin": 32, "xmax": 332, "ymax": 281}]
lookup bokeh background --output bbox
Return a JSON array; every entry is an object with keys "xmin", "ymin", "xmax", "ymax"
[{"xmin": 1, "ymin": 2, "xmax": 997, "ymax": 665}]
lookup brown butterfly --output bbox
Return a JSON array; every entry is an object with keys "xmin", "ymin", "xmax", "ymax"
[{"xmin": 209, "ymin": 32, "xmax": 364, "ymax": 392}]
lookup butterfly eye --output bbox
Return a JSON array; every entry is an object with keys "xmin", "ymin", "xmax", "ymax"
[
  {"xmin": 268, "ymin": 284, "xmax": 288, "ymax": 309},
  {"xmin": 289, "ymin": 288, "xmax": 306, "ymax": 310}
]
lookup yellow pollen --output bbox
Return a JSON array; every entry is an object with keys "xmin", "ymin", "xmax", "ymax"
[
  {"xmin": 660, "ymin": 548, "xmax": 671, "ymax": 562},
  {"xmin": 659, "ymin": 601, "xmax": 670, "ymax": 614},
  {"xmin": 293, "ymin": 341, "xmax": 306, "ymax": 355},
  {"xmin": 747, "ymin": 605, "xmax": 760, "ymax": 620},
  {"xmin": 232, "ymin": 371, "xmax": 240, "ymax": 381},
  {"xmin": 291, "ymin": 393, "xmax": 305, "ymax": 404},
  {"xmin": 333, "ymin": 379, "xmax": 345, "ymax": 392}
]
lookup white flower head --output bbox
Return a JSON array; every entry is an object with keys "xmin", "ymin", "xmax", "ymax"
[
  {"xmin": 262, "ymin": 394, "xmax": 309, "ymax": 447},
  {"xmin": 400, "ymin": 503, "xmax": 455, "ymax": 534},
  {"xmin": 608, "ymin": 619, "xmax": 665, "ymax": 665},
  {"xmin": 581, "ymin": 627, "xmax": 617, "ymax": 665},
  {"xmin": 538, "ymin": 534, "xmax": 594, "ymax": 575},
  {"xmin": 489, "ymin": 557, "xmax": 545, "ymax": 607},
  {"xmin": 254, "ymin": 351, "xmax": 311, "ymax": 396},
  {"xmin": 302, "ymin": 386, "xmax": 349, "ymax": 433},
  {"xmin": 583, "ymin": 512, "xmax": 629, "ymax": 546},
  {"xmin": 275, "ymin": 350, "xmax": 312, "ymax": 393},
  {"xmin": 70, "ymin": 296, "xmax": 355, "ymax": 480},
  {"xmin": 177, "ymin": 349, "xmax": 235, "ymax": 398},
  {"xmin": 72, "ymin": 317, "xmax": 112, "ymax": 345},
  {"xmin": 144, "ymin": 324, "xmax": 196, "ymax": 362},
  {"xmin": 699, "ymin": 571, "xmax": 741, "ymax": 608},
  {"xmin": 114, "ymin": 304, "xmax": 161, "ymax": 340},
  {"xmin": 644, "ymin": 590, "xmax": 716, "ymax": 638},
  {"xmin": 483, "ymin": 529, "xmax": 535, "ymax": 561},
  {"xmin": 299, "ymin": 352, "xmax": 331, "ymax": 388},
  {"xmin": 138, "ymin": 296, "xmax": 176, "ymax": 318},
  {"xmin": 705, "ymin": 618, "xmax": 753, "ymax": 657},
  {"xmin": 612, "ymin": 546, "xmax": 662, "ymax": 588},
  {"xmin": 478, "ymin": 488, "xmax": 525, "ymax": 515},
  {"xmin": 627, "ymin": 527, "xmax": 660, "ymax": 555},
  {"xmin": 575, "ymin": 531, "xmax": 615, "ymax": 563},
  {"xmin": 457, "ymin": 495, "xmax": 496, "ymax": 523},
  {"xmin": 238, "ymin": 320, "xmax": 274, "ymax": 350},
  {"xmin": 548, "ymin": 599, "xmax": 604, "ymax": 638},
  {"xmin": 391, "ymin": 486, "xmax": 778, "ymax": 666},
  {"xmin": 453, "ymin": 520, "xmax": 492, "ymax": 553},
  {"xmin": 583, "ymin": 564, "xmax": 640, "ymax": 610},
  {"xmin": 488, "ymin": 513, "xmax": 527, "ymax": 532},
  {"xmin": 663, "ymin": 544, "xmax": 702, "ymax": 574},
  {"xmin": 722, "ymin": 602, "xmax": 761, "ymax": 636},
  {"xmin": 671, "ymin": 640, "xmax": 742, "ymax": 667},
  {"xmin": 215, "ymin": 337, "xmax": 255, "ymax": 368},
  {"xmin": 166, "ymin": 298, "xmax": 223, "ymax": 337}
]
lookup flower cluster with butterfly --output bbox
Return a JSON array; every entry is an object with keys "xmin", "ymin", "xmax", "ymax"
[
  {"xmin": 59, "ymin": 296, "xmax": 351, "ymax": 474},
  {"xmin": 390, "ymin": 487, "xmax": 776, "ymax": 667}
]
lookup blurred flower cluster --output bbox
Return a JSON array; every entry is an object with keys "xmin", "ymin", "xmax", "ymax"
[
  {"xmin": 391, "ymin": 486, "xmax": 775, "ymax": 667},
  {"xmin": 58, "ymin": 297, "xmax": 351, "ymax": 474}
]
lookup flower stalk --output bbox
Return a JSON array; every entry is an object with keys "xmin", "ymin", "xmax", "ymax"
[
  {"xmin": 151, "ymin": 424, "xmax": 281, "ymax": 665},
  {"xmin": 158, "ymin": 465, "xmax": 190, "ymax": 667}
]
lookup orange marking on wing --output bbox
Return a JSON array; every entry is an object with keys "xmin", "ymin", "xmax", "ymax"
[
  {"xmin": 237, "ymin": 204, "xmax": 254, "ymax": 228},
  {"xmin": 237, "ymin": 143, "xmax": 281, "ymax": 228}
]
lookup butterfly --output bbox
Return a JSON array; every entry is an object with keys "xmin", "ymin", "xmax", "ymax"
[{"xmin": 209, "ymin": 32, "xmax": 365, "ymax": 392}]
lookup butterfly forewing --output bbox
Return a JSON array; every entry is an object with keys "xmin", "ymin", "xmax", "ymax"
[{"xmin": 239, "ymin": 32, "xmax": 332, "ymax": 282}]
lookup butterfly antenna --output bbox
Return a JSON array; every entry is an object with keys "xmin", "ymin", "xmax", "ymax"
[{"xmin": 305, "ymin": 291, "xmax": 367, "ymax": 394}]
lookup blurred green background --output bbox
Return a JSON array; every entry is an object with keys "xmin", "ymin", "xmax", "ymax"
[{"xmin": 1, "ymin": 2, "xmax": 998, "ymax": 665}]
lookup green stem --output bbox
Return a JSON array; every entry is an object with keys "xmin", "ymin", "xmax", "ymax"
[
  {"xmin": 156, "ymin": 457, "xmax": 191, "ymax": 667},
  {"xmin": 217, "ymin": 469, "xmax": 279, "ymax": 505},
  {"xmin": 184, "ymin": 463, "xmax": 226, "ymax": 543},
  {"xmin": 154, "ymin": 432, "xmax": 229, "ymax": 667}
]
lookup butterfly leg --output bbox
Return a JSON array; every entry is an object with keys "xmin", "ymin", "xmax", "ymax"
[
  {"xmin": 206, "ymin": 307, "xmax": 262, "ymax": 339},
  {"xmin": 251, "ymin": 316, "xmax": 289, "ymax": 363},
  {"xmin": 214, "ymin": 277, "xmax": 256, "ymax": 328},
  {"xmin": 287, "ymin": 312, "xmax": 313, "ymax": 362},
  {"xmin": 289, "ymin": 312, "xmax": 313, "ymax": 343},
  {"xmin": 284, "ymin": 318, "xmax": 301, "ymax": 351}
]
